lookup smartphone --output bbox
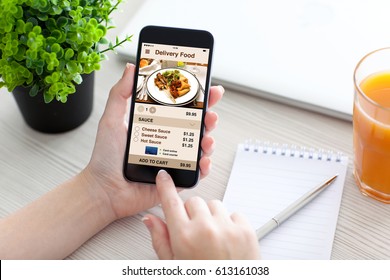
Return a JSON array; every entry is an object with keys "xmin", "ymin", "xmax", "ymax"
[{"xmin": 123, "ymin": 26, "xmax": 214, "ymax": 188}]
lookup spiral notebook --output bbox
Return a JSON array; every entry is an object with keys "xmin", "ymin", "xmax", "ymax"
[{"xmin": 223, "ymin": 141, "xmax": 348, "ymax": 260}]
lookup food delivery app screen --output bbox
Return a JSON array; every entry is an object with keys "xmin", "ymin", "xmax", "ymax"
[{"xmin": 127, "ymin": 43, "xmax": 210, "ymax": 171}]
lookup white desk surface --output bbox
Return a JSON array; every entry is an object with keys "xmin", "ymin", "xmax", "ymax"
[{"xmin": 1, "ymin": 1, "xmax": 390, "ymax": 260}]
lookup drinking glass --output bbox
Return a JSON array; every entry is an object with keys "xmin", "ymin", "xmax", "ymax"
[{"xmin": 353, "ymin": 47, "xmax": 390, "ymax": 203}]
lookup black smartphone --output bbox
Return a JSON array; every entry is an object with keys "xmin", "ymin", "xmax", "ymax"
[{"xmin": 123, "ymin": 26, "xmax": 214, "ymax": 188}]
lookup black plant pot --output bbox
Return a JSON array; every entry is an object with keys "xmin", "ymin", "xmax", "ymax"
[{"xmin": 12, "ymin": 73, "xmax": 94, "ymax": 133}]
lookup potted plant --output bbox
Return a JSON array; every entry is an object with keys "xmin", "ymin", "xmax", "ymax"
[{"xmin": 0, "ymin": 0, "xmax": 131, "ymax": 133}]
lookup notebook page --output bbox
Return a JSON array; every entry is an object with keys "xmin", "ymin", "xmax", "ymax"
[{"xmin": 223, "ymin": 143, "xmax": 348, "ymax": 260}]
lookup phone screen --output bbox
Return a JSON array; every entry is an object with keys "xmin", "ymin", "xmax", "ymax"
[{"xmin": 124, "ymin": 28, "xmax": 213, "ymax": 187}]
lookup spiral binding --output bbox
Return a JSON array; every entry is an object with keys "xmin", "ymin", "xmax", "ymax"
[{"xmin": 243, "ymin": 140, "xmax": 344, "ymax": 162}]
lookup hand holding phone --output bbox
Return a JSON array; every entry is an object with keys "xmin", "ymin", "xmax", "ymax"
[{"xmin": 123, "ymin": 26, "xmax": 214, "ymax": 188}]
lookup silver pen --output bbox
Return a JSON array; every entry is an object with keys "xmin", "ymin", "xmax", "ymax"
[{"xmin": 256, "ymin": 174, "xmax": 338, "ymax": 240}]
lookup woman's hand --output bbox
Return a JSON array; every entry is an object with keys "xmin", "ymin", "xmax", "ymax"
[
  {"xmin": 84, "ymin": 63, "xmax": 224, "ymax": 220},
  {"xmin": 142, "ymin": 170, "xmax": 260, "ymax": 260},
  {"xmin": 0, "ymin": 63, "xmax": 224, "ymax": 259}
]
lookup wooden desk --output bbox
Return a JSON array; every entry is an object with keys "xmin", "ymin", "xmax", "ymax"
[{"xmin": 1, "ymin": 1, "xmax": 390, "ymax": 260}]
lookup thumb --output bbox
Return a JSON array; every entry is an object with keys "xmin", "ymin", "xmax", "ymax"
[
  {"xmin": 101, "ymin": 63, "xmax": 135, "ymax": 123},
  {"xmin": 142, "ymin": 215, "xmax": 174, "ymax": 259}
]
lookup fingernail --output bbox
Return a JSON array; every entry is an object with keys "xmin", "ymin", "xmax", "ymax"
[
  {"xmin": 217, "ymin": 85, "xmax": 225, "ymax": 94},
  {"xmin": 142, "ymin": 216, "xmax": 153, "ymax": 231},
  {"xmin": 157, "ymin": 169, "xmax": 170, "ymax": 180},
  {"xmin": 122, "ymin": 63, "xmax": 132, "ymax": 78}
]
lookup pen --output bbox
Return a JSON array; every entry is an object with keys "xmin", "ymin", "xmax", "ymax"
[{"xmin": 256, "ymin": 174, "xmax": 338, "ymax": 240}]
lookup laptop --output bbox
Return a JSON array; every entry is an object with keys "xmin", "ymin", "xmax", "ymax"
[{"xmin": 117, "ymin": 0, "xmax": 390, "ymax": 121}]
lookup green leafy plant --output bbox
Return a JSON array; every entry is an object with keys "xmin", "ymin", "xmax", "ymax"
[{"xmin": 0, "ymin": 0, "xmax": 131, "ymax": 103}]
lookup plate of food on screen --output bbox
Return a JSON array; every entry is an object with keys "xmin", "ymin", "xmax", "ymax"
[{"xmin": 146, "ymin": 68, "xmax": 199, "ymax": 106}]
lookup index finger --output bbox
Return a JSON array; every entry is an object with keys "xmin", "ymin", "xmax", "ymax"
[
  {"xmin": 207, "ymin": 85, "xmax": 224, "ymax": 108},
  {"xmin": 156, "ymin": 170, "xmax": 189, "ymax": 228}
]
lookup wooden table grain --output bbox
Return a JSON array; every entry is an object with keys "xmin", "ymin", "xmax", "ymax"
[{"xmin": 1, "ymin": 0, "xmax": 389, "ymax": 260}]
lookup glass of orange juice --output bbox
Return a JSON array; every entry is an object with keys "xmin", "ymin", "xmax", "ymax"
[{"xmin": 353, "ymin": 47, "xmax": 390, "ymax": 203}]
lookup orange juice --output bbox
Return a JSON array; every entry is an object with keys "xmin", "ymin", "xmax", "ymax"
[{"xmin": 353, "ymin": 71, "xmax": 390, "ymax": 202}]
